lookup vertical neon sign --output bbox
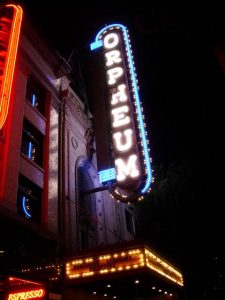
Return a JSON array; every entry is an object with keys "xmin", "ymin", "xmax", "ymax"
[
  {"xmin": 90, "ymin": 24, "xmax": 152, "ymax": 202},
  {"xmin": 0, "ymin": 4, "xmax": 23, "ymax": 129}
]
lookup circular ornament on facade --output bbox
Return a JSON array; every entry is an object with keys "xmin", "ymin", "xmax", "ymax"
[{"xmin": 71, "ymin": 136, "xmax": 78, "ymax": 149}]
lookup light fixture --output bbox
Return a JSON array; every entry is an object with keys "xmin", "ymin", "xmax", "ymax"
[
  {"xmin": 134, "ymin": 280, "xmax": 140, "ymax": 284},
  {"xmin": 107, "ymin": 284, "xmax": 111, "ymax": 288},
  {"xmin": 93, "ymin": 291, "xmax": 97, "ymax": 295},
  {"xmin": 152, "ymin": 287, "xmax": 156, "ymax": 290}
]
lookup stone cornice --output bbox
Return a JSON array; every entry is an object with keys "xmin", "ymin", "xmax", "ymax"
[{"xmin": 62, "ymin": 90, "xmax": 92, "ymax": 130}]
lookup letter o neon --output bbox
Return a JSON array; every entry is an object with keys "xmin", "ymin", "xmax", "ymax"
[{"xmin": 104, "ymin": 33, "xmax": 119, "ymax": 49}]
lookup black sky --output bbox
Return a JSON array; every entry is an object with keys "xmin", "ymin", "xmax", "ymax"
[
  {"xmin": 5, "ymin": 0, "xmax": 225, "ymax": 298},
  {"xmin": 15, "ymin": 0, "xmax": 224, "ymax": 161}
]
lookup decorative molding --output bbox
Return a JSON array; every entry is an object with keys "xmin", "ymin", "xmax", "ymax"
[
  {"xmin": 71, "ymin": 136, "xmax": 78, "ymax": 150},
  {"xmin": 62, "ymin": 90, "xmax": 92, "ymax": 129},
  {"xmin": 85, "ymin": 128, "xmax": 96, "ymax": 160}
]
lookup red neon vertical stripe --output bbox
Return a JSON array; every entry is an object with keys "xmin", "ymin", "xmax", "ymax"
[{"xmin": 0, "ymin": 5, "xmax": 23, "ymax": 129}]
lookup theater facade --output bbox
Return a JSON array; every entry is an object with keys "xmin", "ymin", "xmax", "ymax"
[{"xmin": 0, "ymin": 3, "xmax": 184, "ymax": 300}]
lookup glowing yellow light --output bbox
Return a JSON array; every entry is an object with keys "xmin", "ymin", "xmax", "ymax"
[
  {"xmin": 65, "ymin": 245, "xmax": 183, "ymax": 286},
  {"xmin": 135, "ymin": 280, "xmax": 140, "ymax": 284}
]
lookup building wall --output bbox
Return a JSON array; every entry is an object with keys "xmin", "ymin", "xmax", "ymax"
[
  {"xmin": 0, "ymin": 16, "xmax": 133, "ymax": 265},
  {"xmin": 0, "ymin": 62, "xmax": 26, "ymax": 211},
  {"xmin": 62, "ymin": 88, "xmax": 132, "ymax": 253}
]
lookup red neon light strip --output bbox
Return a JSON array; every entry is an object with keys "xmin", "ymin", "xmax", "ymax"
[
  {"xmin": 9, "ymin": 277, "xmax": 42, "ymax": 286},
  {"xmin": 0, "ymin": 4, "xmax": 23, "ymax": 129}
]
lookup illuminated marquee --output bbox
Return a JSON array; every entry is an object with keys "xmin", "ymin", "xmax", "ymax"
[
  {"xmin": 66, "ymin": 245, "xmax": 184, "ymax": 286},
  {"xmin": 7, "ymin": 289, "xmax": 45, "ymax": 300},
  {"xmin": 90, "ymin": 24, "xmax": 152, "ymax": 202},
  {"xmin": 0, "ymin": 4, "xmax": 23, "ymax": 129}
]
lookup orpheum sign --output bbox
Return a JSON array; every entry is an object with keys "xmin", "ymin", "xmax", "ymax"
[{"xmin": 90, "ymin": 24, "xmax": 152, "ymax": 202}]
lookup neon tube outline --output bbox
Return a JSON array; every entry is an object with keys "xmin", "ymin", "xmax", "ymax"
[
  {"xmin": 93, "ymin": 24, "xmax": 152, "ymax": 194},
  {"xmin": 0, "ymin": 4, "xmax": 23, "ymax": 129},
  {"xmin": 22, "ymin": 196, "xmax": 32, "ymax": 218}
]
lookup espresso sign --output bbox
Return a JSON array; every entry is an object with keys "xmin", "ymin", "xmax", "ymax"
[
  {"xmin": 7, "ymin": 289, "xmax": 45, "ymax": 300},
  {"xmin": 90, "ymin": 24, "xmax": 152, "ymax": 202},
  {"xmin": 0, "ymin": 4, "xmax": 23, "ymax": 129}
]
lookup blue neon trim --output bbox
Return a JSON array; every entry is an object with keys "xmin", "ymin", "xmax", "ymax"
[
  {"xmin": 28, "ymin": 141, "xmax": 32, "ymax": 159},
  {"xmin": 99, "ymin": 170, "xmax": 116, "ymax": 179},
  {"xmin": 93, "ymin": 24, "xmax": 152, "ymax": 193},
  {"xmin": 94, "ymin": 23, "xmax": 126, "ymax": 42},
  {"xmin": 90, "ymin": 40, "xmax": 103, "ymax": 51},
  {"xmin": 99, "ymin": 168, "xmax": 116, "ymax": 183},
  {"xmin": 22, "ymin": 196, "xmax": 32, "ymax": 218},
  {"xmin": 32, "ymin": 94, "xmax": 36, "ymax": 106}
]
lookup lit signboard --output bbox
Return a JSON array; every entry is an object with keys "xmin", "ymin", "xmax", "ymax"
[
  {"xmin": 7, "ymin": 289, "xmax": 45, "ymax": 300},
  {"xmin": 90, "ymin": 24, "xmax": 152, "ymax": 202},
  {"xmin": 66, "ymin": 244, "xmax": 184, "ymax": 286},
  {"xmin": 0, "ymin": 4, "xmax": 23, "ymax": 129}
]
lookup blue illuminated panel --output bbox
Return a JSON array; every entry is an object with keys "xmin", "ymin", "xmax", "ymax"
[
  {"xmin": 90, "ymin": 40, "xmax": 103, "ymax": 51},
  {"xmin": 28, "ymin": 141, "xmax": 32, "ymax": 159},
  {"xmin": 22, "ymin": 196, "xmax": 31, "ymax": 218},
  {"xmin": 32, "ymin": 94, "xmax": 36, "ymax": 106},
  {"xmin": 99, "ymin": 168, "xmax": 116, "ymax": 183}
]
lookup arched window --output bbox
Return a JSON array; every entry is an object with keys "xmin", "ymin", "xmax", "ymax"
[{"xmin": 76, "ymin": 159, "xmax": 97, "ymax": 250}]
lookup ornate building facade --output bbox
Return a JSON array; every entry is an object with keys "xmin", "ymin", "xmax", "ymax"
[
  {"xmin": 0, "ymin": 5, "xmax": 184, "ymax": 300},
  {"xmin": 0, "ymin": 10, "xmax": 135, "ymax": 299}
]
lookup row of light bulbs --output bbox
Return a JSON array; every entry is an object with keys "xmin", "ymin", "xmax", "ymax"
[{"xmin": 66, "ymin": 247, "xmax": 183, "ymax": 287}]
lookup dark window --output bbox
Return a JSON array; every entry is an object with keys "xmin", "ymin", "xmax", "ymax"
[
  {"xmin": 125, "ymin": 209, "xmax": 135, "ymax": 235},
  {"xmin": 26, "ymin": 76, "xmax": 46, "ymax": 115},
  {"xmin": 17, "ymin": 174, "xmax": 42, "ymax": 223},
  {"xmin": 77, "ymin": 161, "xmax": 97, "ymax": 250},
  {"xmin": 21, "ymin": 119, "xmax": 44, "ymax": 167}
]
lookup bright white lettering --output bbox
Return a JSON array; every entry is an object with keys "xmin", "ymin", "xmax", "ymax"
[
  {"xmin": 113, "ymin": 129, "xmax": 133, "ymax": 152},
  {"xmin": 111, "ymin": 105, "xmax": 130, "ymax": 128},
  {"xmin": 107, "ymin": 67, "xmax": 123, "ymax": 85},
  {"xmin": 111, "ymin": 84, "xmax": 127, "ymax": 105},
  {"xmin": 104, "ymin": 33, "xmax": 119, "ymax": 49},
  {"xmin": 102, "ymin": 28, "xmax": 142, "ymax": 189},
  {"xmin": 115, "ymin": 155, "xmax": 140, "ymax": 181},
  {"xmin": 105, "ymin": 50, "xmax": 122, "ymax": 67}
]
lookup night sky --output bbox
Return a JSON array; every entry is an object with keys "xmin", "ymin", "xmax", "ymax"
[{"xmin": 5, "ymin": 0, "xmax": 225, "ymax": 299}]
